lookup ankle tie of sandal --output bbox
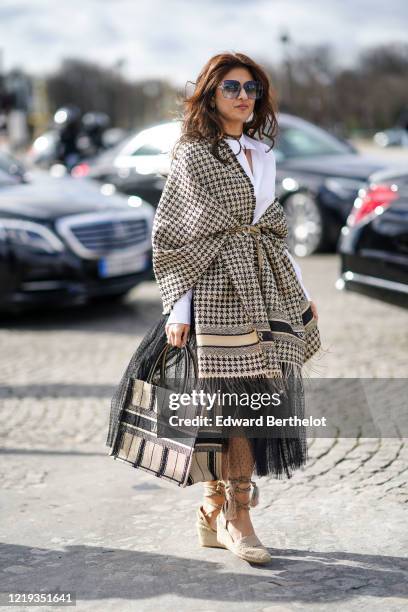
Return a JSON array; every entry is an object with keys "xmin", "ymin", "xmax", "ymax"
[
  {"xmin": 203, "ymin": 480, "xmax": 225, "ymax": 497},
  {"xmin": 221, "ymin": 478, "xmax": 260, "ymax": 520},
  {"xmin": 202, "ymin": 481, "xmax": 226, "ymax": 514}
]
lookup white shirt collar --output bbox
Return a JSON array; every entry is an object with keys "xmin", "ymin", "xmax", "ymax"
[{"xmin": 225, "ymin": 132, "xmax": 257, "ymax": 153}]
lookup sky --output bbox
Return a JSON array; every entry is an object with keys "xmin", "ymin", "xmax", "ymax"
[{"xmin": 1, "ymin": 0, "xmax": 407, "ymax": 86}]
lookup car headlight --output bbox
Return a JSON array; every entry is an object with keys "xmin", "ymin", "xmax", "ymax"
[
  {"xmin": 324, "ymin": 177, "xmax": 367, "ymax": 198},
  {"xmin": 0, "ymin": 218, "xmax": 65, "ymax": 253}
]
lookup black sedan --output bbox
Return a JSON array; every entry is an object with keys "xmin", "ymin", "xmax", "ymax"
[
  {"xmin": 0, "ymin": 152, "xmax": 155, "ymax": 313},
  {"xmin": 337, "ymin": 168, "xmax": 408, "ymax": 307},
  {"xmin": 70, "ymin": 115, "xmax": 406, "ymax": 256}
]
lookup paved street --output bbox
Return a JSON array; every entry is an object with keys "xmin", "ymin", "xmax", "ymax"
[{"xmin": 1, "ymin": 254, "xmax": 407, "ymax": 611}]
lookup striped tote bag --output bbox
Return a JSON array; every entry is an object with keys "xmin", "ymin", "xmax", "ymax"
[{"xmin": 108, "ymin": 342, "xmax": 202, "ymax": 487}]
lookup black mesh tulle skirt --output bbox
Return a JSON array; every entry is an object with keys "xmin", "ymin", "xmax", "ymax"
[{"xmin": 106, "ymin": 312, "xmax": 308, "ymax": 480}]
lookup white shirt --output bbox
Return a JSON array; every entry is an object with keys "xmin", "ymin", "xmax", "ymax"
[{"xmin": 167, "ymin": 132, "xmax": 311, "ymax": 325}]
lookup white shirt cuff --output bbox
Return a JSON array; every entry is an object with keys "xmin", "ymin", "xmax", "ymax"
[{"xmin": 167, "ymin": 288, "xmax": 193, "ymax": 324}]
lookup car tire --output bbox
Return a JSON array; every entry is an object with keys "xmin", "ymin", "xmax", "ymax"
[{"xmin": 282, "ymin": 191, "xmax": 328, "ymax": 256}]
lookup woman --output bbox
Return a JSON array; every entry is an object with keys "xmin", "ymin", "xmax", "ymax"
[{"xmin": 140, "ymin": 52, "xmax": 321, "ymax": 564}]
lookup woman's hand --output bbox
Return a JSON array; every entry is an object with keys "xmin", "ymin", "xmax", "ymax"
[
  {"xmin": 309, "ymin": 300, "xmax": 318, "ymax": 322},
  {"xmin": 165, "ymin": 323, "xmax": 191, "ymax": 348}
]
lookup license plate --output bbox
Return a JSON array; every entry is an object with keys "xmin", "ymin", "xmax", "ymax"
[{"xmin": 98, "ymin": 251, "xmax": 149, "ymax": 277}]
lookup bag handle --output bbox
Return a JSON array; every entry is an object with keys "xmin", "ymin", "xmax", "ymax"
[{"xmin": 147, "ymin": 341, "xmax": 198, "ymax": 395}]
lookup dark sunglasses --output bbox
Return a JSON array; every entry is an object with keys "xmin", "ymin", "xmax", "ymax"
[{"xmin": 217, "ymin": 79, "xmax": 263, "ymax": 100}]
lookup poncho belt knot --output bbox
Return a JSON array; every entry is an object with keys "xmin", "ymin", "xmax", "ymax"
[{"xmin": 222, "ymin": 223, "xmax": 275, "ymax": 289}]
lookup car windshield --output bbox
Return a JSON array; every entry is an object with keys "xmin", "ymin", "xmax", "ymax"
[
  {"xmin": 91, "ymin": 133, "xmax": 135, "ymax": 165},
  {"xmin": 274, "ymin": 123, "xmax": 351, "ymax": 159},
  {"xmin": 94, "ymin": 124, "xmax": 180, "ymax": 165}
]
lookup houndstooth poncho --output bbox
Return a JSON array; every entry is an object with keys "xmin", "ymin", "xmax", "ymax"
[{"xmin": 152, "ymin": 136, "xmax": 322, "ymax": 383}]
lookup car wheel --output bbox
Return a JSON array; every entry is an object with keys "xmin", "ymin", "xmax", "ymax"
[{"xmin": 282, "ymin": 191, "xmax": 327, "ymax": 256}]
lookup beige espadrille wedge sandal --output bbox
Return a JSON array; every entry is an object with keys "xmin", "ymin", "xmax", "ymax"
[
  {"xmin": 196, "ymin": 481, "xmax": 227, "ymax": 549},
  {"xmin": 216, "ymin": 478, "xmax": 271, "ymax": 564}
]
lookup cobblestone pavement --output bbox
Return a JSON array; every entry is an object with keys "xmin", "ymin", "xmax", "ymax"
[{"xmin": 1, "ymin": 255, "xmax": 407, "ymax": 612}]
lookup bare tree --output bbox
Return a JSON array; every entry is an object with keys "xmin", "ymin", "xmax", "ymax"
[{"xmin": 45, "ymin": 59, "xmax": 178, "ymax": 130}]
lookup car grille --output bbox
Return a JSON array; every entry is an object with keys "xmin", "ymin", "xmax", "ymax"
[
  {"xmin": 56, "ymin": 212, "xmax": 150, "ymax": 259},
  {"xmin": 71, "ymin": 218, "xmax": 147, "ymax": 251}
]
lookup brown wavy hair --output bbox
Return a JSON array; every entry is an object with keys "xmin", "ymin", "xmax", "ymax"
[{"xmin": 172, "ymin": 51, "xmax": 279, "ymax": 164}]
